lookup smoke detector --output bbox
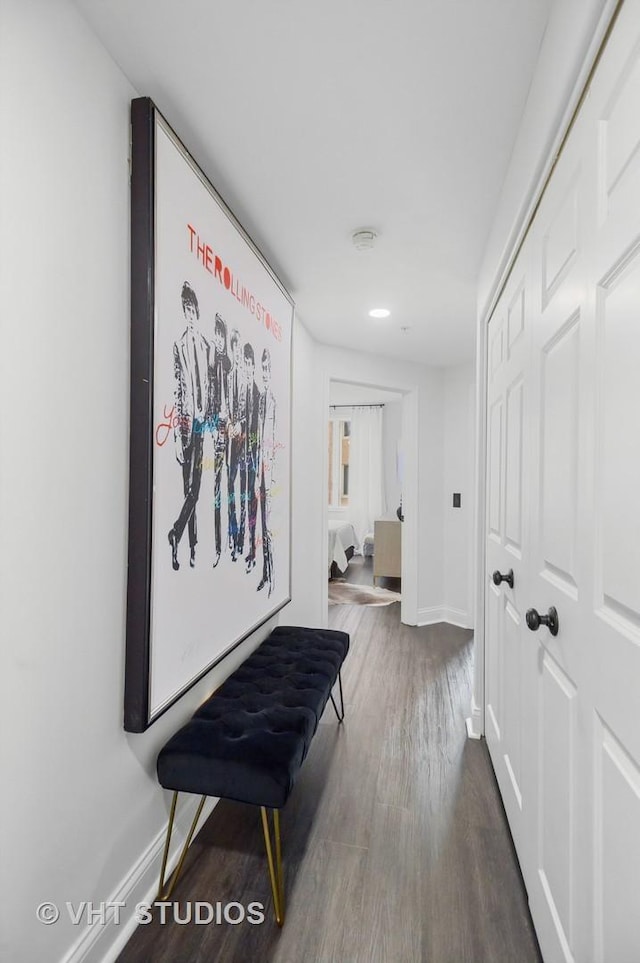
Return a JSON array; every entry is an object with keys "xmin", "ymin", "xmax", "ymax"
[{"xmin": 351, "ymin": 228, "xmax": 378, "ymax": 252}]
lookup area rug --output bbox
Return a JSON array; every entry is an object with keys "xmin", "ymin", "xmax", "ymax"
[{"xmin": 328, "ymin": 580, "xmax": 402, "ymax": 606}]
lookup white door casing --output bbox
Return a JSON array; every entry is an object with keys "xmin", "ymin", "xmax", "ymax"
[{"xmin": 484, "ymin": 2, "xmax": 640, "ymax": 960}]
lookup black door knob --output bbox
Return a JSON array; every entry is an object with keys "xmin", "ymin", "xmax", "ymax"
[
  {"xmin": 525, "ymin": 606, "xmax": 559, "ymax": 637},
  {"xmin": 492, "ymin": 569, "xmax": 514, "ymax": 589}
]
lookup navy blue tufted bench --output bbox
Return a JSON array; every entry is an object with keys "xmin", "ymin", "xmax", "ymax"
[{"xmin": 155, "ymin": 625, "xmax": 349, "ymax": 925}]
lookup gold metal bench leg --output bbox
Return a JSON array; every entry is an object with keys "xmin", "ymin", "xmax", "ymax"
[
  {"xmin": 274, "ymin": 808, "xmax": 284, "ymax": 918},
  {"xmin": 261, "ymin": 806, "xmax": 285, "ymax": 926},
  {"xmin": 157, "ymin": 791, "xmax": 179, "ymax": 899},
  {"xmin": 157, "ymin": 792, "xmax": 207, "ymax": 900}
]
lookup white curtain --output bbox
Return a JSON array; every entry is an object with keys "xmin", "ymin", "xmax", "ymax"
[{"xmin": 348, "ymin": 405, "xmax": 385, "ymax": 548}]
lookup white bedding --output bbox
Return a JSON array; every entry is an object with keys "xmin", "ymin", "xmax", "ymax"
[{"xmin": 328, "ymin": 520, "xmax": 359, "ymax": 574}]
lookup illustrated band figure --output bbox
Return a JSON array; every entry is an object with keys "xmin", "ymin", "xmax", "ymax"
[
  {"xmin": 240, "ymin": 342, "xmax": 260, "ymax": 573},
  {"xmin": 257, "ymin": 348, "xmax": 276, "ymax": 595},
  {"xmin": 168, "ymin": 282, "xmax": 210, "ymax": 570},
  {"xmin": 226, "ymin": 328, "xmax": 245, "ymax": 562},
  {"xmin": 208, "ymin": 313, "xmax": 231, "ymax": 568}
]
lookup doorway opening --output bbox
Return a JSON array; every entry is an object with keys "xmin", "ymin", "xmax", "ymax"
[{"xmin": 325, "ymin": 378, "xmax": 414, "ymax": 618}]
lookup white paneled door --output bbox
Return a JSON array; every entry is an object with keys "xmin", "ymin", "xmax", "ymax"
[
  {"xmin": 485, "ymin": 249, "xmax": 530, "ymax": 862},
  {"xmin": 524, "ymin": 82, "xmax": 592, "ymax": 963},
  {"xmin": 485, "ymin": 2, "xmax": 640, "ymax": 961}
]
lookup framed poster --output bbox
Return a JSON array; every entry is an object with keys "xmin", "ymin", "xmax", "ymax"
[{"xmin": 125, "ymin": 98, "xmax": 293, "ymax": 732}]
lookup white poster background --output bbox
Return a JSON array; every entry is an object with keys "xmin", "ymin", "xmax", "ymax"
[{"xmin": 149, "ymin": 118, "xmax": 292, "ymax": 717}]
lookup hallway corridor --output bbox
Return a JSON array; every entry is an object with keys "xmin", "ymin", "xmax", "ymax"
[{"xmin": 118, "ymin": 604, "xmax": 541, "ymax": 963}]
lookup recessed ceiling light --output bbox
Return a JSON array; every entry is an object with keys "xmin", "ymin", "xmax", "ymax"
[{"xmin": 369, "ymin": 308, "xmax": 391, "ymax": 319}]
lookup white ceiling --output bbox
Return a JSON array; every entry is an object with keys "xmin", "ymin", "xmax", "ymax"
[{"xmin": 75, "ymin": 0, "xmax": 552, "ymax": 366}]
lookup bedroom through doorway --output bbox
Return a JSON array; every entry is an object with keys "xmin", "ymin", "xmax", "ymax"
[{"xmin": 327, "ymin": 380, "xmax": 404, "ymax": 606}]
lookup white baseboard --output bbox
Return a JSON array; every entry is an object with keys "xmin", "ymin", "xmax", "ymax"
[
  {"xmin": 466, "ymin": 695, "xmax": 484, "ymax": 740},
  {"xmin": 416, "ymin": 605, "xmax": 445, "ymax": 625},
  {"xmin": 60, "ymin": 794, "xmax": 218, "ymax": 963},
  {"xmin": 417, "ymin": 606, "xmax": 473, "ymax": 629}
]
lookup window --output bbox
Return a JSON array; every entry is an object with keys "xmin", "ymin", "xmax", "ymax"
[{"xmin": 328, "ymin": 418, "xmax": 350, "ymax": 507}]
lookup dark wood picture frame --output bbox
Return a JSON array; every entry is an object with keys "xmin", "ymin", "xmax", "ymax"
[{"xmin": 125, "ymin": 98, "xmax": 293, "ymax": 732}]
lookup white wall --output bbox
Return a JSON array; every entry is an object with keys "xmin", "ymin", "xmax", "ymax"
[
  {"xmin": 328, "ymin": 382, "xmax": 402, "ymax": 407},
  {"xmin": 478, "ymin": 0, "xmax": 614, "ymax": 316},
  {"xmin": 0, "ymin": 3, "xmax": 321, "ymax": 961},
  {"xmin": 442, "ymin": 364, "xmax": 475, "ymax": 627}
]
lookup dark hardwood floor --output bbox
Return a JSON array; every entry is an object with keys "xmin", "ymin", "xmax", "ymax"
[
  {"xmin": 338, "ymin": 553, "xmax": 401, "ymax": 594},
  {"xmin": 118, "ymin": 600, "xmax": 541, "ymax": 963}
]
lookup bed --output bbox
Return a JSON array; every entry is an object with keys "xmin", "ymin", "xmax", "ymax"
[{"xmin": 328, "ymin": 519, "xmax": 359, "ymax": 577}]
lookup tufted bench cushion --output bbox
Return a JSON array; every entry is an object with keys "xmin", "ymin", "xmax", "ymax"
[{"xmin": 157, "ymin": 625, "xmax": 349, "ymax": 810}]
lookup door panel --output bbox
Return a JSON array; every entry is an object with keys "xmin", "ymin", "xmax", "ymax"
[
  {"xmin": 505, "ymin": 377, "xmax": 524, "ymax": 556},
  {"xmin": 488, "ymin": 397, "xmax": 503, "ymax": 542},
  {"xmin": 540, "ymin": 312, "xmax": 581, "ymax": 592},
  {"xmin": 539, "ymin": 651, "xmax": 577, "ymax": 957},
  {"xmin": 597, "ymin": 255, "xmax": 640, "ymax": 617},
  {"xmin": 490, "ymin": 319, "xmax": 505, "ymax": 377},
  {"xmin": 594, "ymin": 718, "xmax": 640, "ymax": 963},
  {"xmin": 542, "ymin": 181, "xmax": 579, "ymax": 306},
  {"xmin": 598, "ymin": 39, "xmax": 640, "ymax": 232},
  {"xmin": 508, "ymin": 281, "xmax": 526, "ymax": 353},
  {"xmin": 503, "ymin": 597, "xmax": 523, "ymax": 809},
  {"xmin": 486, "ymin": 582, "xmax": 503, "ymax": 741}
]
